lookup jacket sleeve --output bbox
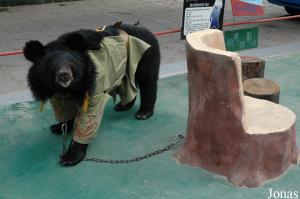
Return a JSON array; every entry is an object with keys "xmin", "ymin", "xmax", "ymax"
[{"xmin": 73, "ymin": 93, "xmax": 110, "ymax": 144}]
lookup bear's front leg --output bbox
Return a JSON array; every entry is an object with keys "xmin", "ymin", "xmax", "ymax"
[
  {"xmin": 50, "ymin": 119, "xmax": 74, "ymax": 135},
  {"xmin": 59, "ymin": 140, "xmax": 88, "ymax": 166}
]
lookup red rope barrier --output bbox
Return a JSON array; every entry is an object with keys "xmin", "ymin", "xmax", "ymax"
[
  {"xmin": 0, "ymin": 50, "xmax": 23, "ymax": 57},
  {"xmin": 154, "ymin": 28, "xmax": 181, "ymax": 36},
  {"xmin": 223, "ymin": 14, "xmax": 300, "ymax": 27},
  {"xmin": 1, "ymin": 14, "xmax": 300, "ymax": 57}
]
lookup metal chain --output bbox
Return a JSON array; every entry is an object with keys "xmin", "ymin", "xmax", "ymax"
[
  {"xmin": 61, "ymin": 122, "xmax": 68, "ymax": 155},
  {"xmin": 61, "ymin": 122, "xmax": 185, "ymax": 164},
  {"xmin": 85, "ymin": 134, "xmax": 185, "ymax": 164}
]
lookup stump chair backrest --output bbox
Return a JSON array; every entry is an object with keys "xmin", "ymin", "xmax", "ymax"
[{"xmin": 185, "ymin": 29, "xmax": 246, "ymax": 127}]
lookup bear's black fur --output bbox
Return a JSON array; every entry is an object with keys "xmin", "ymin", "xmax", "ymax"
[{"xmin": 24, "ymin": 23, "xmax": 160, "ymax": 166}]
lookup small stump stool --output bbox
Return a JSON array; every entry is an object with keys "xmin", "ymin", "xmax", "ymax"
[
  {"xmin": 241, "ymin": 56, "xmax": 265, "ymax": 81},
  {"xmin": 243, "ymin": 78, "xmax": 280, "ymax": 104}
]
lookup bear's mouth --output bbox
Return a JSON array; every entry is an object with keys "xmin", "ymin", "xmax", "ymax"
[{"xmin": 58, "ymin": 79, "xmax": 73, "ymax": 88}]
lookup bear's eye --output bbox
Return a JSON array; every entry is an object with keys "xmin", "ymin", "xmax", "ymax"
[{"xmin": 44, "ymin": 64, "xmax": 57, "ymax": 74}]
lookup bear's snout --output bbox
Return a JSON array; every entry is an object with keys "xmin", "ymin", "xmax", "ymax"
[{"xmin": 56, "ymin": 66, "xmax": 73, "ymax": 88}]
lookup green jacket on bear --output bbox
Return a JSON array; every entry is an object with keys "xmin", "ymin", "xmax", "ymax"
[{"xmin": 50, "ymin": 35, "xmax": 150, "ymax": 144}]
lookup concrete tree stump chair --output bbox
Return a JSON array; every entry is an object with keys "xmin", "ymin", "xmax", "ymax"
[{"xmin": 175, "ymin": 29, "xmax": 298, "ymax": 188}]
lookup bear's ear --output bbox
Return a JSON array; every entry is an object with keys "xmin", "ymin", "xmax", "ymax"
[
  {"xmin": 64, "ymin": 32, "xmax": 88, "ymax": 51},
  {"xmin": 23, "ymin": 40, "xmax": 45, "ymax": 62},
  {"xmin": 112, "ymin": 21, "xmax": 123, "ymax": 29}
]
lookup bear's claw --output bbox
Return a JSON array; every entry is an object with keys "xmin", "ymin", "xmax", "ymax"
[
  {"xmin": 59, "ymin": 140, "xmax": 88, "ymax": 166},
  {"xmin": 135, "ymin": 110, "xmax": 153, "ymax": 120}
]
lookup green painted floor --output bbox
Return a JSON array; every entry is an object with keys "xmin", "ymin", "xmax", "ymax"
[{"xmin": 0, "ymin": 54, "xmax": 300, "ymax": 199}]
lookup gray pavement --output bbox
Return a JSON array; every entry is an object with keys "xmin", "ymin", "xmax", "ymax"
[{"xmin": 0, "ymin": 0, "xmax": 300, "ymax": 98}]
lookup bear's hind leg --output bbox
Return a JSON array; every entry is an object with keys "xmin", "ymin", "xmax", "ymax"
[
  {"xmin": 135, "ymin": 50, "xmax": 159, "ymax": 120},
  {"xmin": 114, "ymin": 97, "xmax": 136, "ymax": 112},
  {"xmin": 136, "ymin": 80, "xmax": 157, "ymax": 120}
]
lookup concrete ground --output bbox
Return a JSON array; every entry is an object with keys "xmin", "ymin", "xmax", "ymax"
[
  {"xmin": 0, "ymin": 0, "xmax": 300, "ymax": 98},
  {"xmin": 0, "ymin": 1, "xmax": 300, "ymax": 198}
]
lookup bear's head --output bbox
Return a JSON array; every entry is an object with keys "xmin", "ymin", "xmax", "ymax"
[{"xmin": 23, "ymin": 32, "xmax": 96, "ymax": 104}]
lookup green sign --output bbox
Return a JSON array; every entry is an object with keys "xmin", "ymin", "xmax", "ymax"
[{"xmin": 224, "ymin": 27, "xmax": 258, "ymax": 51}]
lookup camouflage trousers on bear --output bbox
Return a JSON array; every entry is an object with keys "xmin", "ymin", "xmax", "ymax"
[
  {"xmin": 50, "ymin": 86, "xmax": 136, "ymax": 144},
  {"xmin": 50, "ymin": 93, "xmax": 109, "ymax": 144}
]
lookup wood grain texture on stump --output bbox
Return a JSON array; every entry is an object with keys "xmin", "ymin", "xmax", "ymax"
[
  {"xmin": 241, "ymin": 56, "xmax": 265, "ymax": 81},
  {"xmin": 176, "ymin": 30, "xmax": 298, "ymax": 188},
  {"xmin": 243, "ymin": 78, "xmax": 280, "ymax": 104}
]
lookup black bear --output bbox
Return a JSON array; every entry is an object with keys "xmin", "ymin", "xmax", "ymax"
[{"xmin": 23, "ymin": 22, "xmax": 160, "ymax": 166}]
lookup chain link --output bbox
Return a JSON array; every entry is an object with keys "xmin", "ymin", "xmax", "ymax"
[
  {"xmin": 61, "ymin": 122, "xmax": 68, "ymax": 155},
  {"xmin": 60, "ymin": 122, "xmax": 185, "ymax": 164}
]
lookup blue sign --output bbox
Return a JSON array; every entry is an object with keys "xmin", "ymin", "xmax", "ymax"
[{"xmin": 240, "ymin": 0, "xmax": 263, "ymax": 6}]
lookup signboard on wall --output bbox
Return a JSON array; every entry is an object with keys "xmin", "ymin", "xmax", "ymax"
[
  {"xmin": 231, "ymin": 0, "xmax": 264, "ymax": 16},
  {"xmin": 181, "ymin": 0, "xmax": 225, "ymax": 39},
  {"xmin": 224, "ymin": 27, "xmax": 259, "ymax": 51},
  {"xmin": 240, "ymin": 0, "xmax": 262, "ymax": 5}
]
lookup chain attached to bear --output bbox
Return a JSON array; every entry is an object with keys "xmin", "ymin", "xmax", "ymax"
[{"xmin": 60, "ymin": 121, "xmax": 185, "ymax": 164}]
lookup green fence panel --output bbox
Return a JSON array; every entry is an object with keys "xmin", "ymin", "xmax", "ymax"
[{"xmin": 225, "ymin": 27, "xmax": 259, "ymax": 51}]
